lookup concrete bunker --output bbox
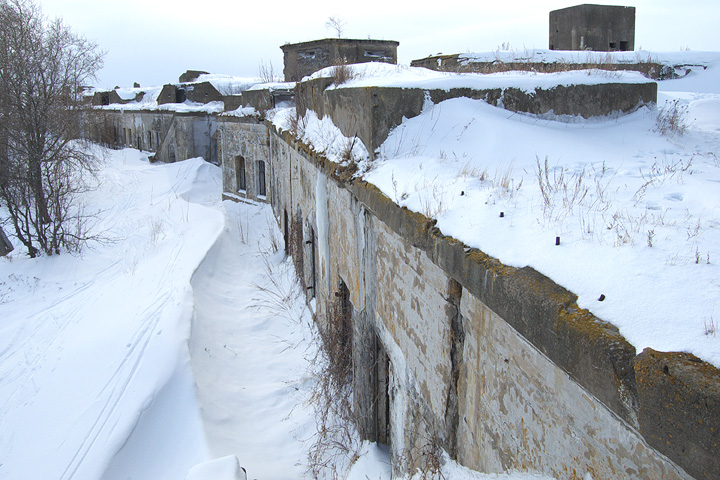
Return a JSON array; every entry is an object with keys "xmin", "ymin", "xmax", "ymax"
[
  {"xmin": 549, "ymin": 4, "xmax": 636, "ymax": 51},
  {"xmin": 281, "ymin": 38, "xmax": 400, "ymax": 82}
]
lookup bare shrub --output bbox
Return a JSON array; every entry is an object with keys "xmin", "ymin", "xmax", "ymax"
[
  {"xmin": 654, "ymin": 99, "xmax": 690, "ymax": 137},
  {"xmin": 704, "ymin": 317, "xmax": 717, "ymax": 336},
  {"xmin": 289, "ymin": 218, "xmax": 305, "ymax": 286},
  {"xmin": 331, "ymin": 61, "xmax": 355, "ymax": 86},
  {"xmin": 287, "ymin": 108, "xmax": 306, "ymax": 138},
  {"xmin": 411, "ymin": 434, "xmax": 446, "ymax": 480},
  {"xmin": 306, "ymin": 282, "xmax": 359, "ymax": 479},
  {"xmin": 257, "ymin": 59, "xmax": 279, "ymax": 84},
  {"xmin": 325, "ymin": 16, "xmax": 346, "ymax": 38}
]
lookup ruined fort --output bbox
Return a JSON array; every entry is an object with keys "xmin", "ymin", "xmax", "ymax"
[{"xmin": 83, "ymin": 9, "xmax": 719, "ymax": 480}]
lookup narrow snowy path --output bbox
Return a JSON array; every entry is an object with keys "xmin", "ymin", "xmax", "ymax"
[{"xmin": 189, "ymin": 200, "xmax": 316, "ymax": 479}]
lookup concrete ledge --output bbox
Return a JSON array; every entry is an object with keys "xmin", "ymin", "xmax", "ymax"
[
  {"xmin": 410, "ymin": 54, "xmax": 678, "ymax": 80},
  {"xmin": 350, "ymin": 179, "xmax": 639, "ymax": 426},
  {"xmin": 636, "ymin": 349, "xmax": 720, "ymax": 480}
]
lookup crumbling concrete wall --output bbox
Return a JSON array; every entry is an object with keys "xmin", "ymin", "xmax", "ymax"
[
  {"xmin": 410, "ymin": 54, "xmax": 678, "ymax": 80},
  {"xmin": 296, "ymin": 80, "xmax": 656, "ymax": 159},
  {"xmin": 217, "ymin": 117, "xmax": 269, "ymax": 202},
  {"xmin": 265, "ymin": 122, "xmax": 717, "ymax": 479}
]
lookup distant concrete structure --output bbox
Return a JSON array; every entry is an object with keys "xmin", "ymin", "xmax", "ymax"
[
  {"xmin": 179, "ymin": 70, "xmax": 209, "ymax": 83},
  {"xmin": 91, "ymin": 89, "xmax": 141, "ymax": 106},
  {"xmin": 549, "ymin": 4, "xmax": 635, "ymax": 51},
  {"xmin": 157, "ymin": 82, "xmax": 223, "ymax": 105},
  {"xmin": 280, "ymin": 38, "xmax": 399, "ymax": 82}
]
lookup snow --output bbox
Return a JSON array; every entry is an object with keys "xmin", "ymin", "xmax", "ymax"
[
  {"xmin": 222, "ymin": 106, "xmax": 260, "ymax": 118},
  {"xmin": 4, "ymin": 50, "xmax": 719, "ymax": 480},
  {"xmin": 306, "ymin": 62, "xmax": 653, "ymax": 93},
  {"xmin": 193, "ymin": 74, "xmax": 257, "ymax": 95},
  {"xmin": 457, "ymin": 49, "xmax": 720, "ymax": 69},
  {"xmin": 0, "ymin": 149, "xmax": 222, "ymax": 479},
  {"xmin": 0, "ymin": 145, "xmax": 559, "ymax": 480},
  {"xmin": 246, "ymin": 81, "xmax": 296, "ymax": 92},
  {"xmin": 279, "ymin": 52, "xmax": 720, "ymax": 369},
  {"xmin": 186, "ymin": 456, "xmax": 246, "ymax": 480}
]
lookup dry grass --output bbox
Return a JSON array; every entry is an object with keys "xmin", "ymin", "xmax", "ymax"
[
  {"xmin": 331, "ymin": 58, "xmax": 356, "ymax": 86},
  {"xmin": 411, "ymin": 435, "xmax": 446, "ymax": 480},
  {"xmin": 306, "ymin": 283, "xmax": 359, "ymax": 480},
  {"xmin": 654, "ymin": 99, "xmax": 691, "ymax": 137}
]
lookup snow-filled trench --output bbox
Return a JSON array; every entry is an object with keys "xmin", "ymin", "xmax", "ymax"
[{"xmin": 187, "ymin": 198, "xmax": 317, "ymax": 479}]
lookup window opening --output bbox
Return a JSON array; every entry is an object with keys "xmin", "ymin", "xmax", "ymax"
[
  {"xmin": 175, "ymin": 88, "xmax": 186, "ymax": 103},
  {"xmin": 307, "ymin": 226, "xmax": 316, "ymax": 297},
  {"xmin": 257, "ymin": 160, "xmax": 266, "ymax": 196},
  {"xmin": 373, "ymin": 333, "xmax": 391, "ymax": 445},
  {"xmin": 236, "ymin": 156, "xmax": 246, "ymax": 191}
]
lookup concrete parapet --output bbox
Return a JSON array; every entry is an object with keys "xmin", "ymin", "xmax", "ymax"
[
  {"xmin": 296, "ymin": 79, "xmax": 656, "ymax": 158},
  {"xmin": 636, "ymin": 349, "xmax": 720, "ymax": 480},
  {"xmin": 270, "ymin": 124, "xmax": 715, "ymax": 477},
  {"xmin": 411, "ymin": 54, "xmax": 677, "ymax": 80}
]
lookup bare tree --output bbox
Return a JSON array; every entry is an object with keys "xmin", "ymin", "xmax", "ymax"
[
  {"xmin": 257, "ymin": 59, "xmax": 279, "ymax": 84},
  {"xmin": 0, "ymin": 0, "xmax": 104, "ymax": 257},
  {"xmin": 325, "ymin": 16, "xmax": 346, "ymax": 38}
]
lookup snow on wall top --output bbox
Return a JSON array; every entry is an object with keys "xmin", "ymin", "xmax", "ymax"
[
  {"xmin": 306, "ymin": 62, "xmax": 654, "ymax": 93},
  {"xmin": 456, "ymin": 49, "xmax": 720, "ymax": 67}
]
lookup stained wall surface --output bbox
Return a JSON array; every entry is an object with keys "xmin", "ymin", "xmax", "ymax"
[{"xmin": 261, "ymin": 126, "xmax": 702, "ymax": 479}]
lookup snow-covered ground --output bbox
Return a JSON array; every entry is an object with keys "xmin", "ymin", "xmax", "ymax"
[
  {"xmin": 0, "ymin": 148, "xmax": 555, "ymax": 479},
  {"xmin": 276, "ymin": 52, "xmax": 720, "ymax": 369}
]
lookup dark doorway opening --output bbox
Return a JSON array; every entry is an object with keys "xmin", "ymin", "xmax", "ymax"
[
  {"xmin": 373, "ymin": 333, "xmax": 391, "ymax": 445},
  {"xmin": 235, "ymin": 156, "xmax": 246, "ymax": 191},
  {"xmin": 257, "ymin": 160, "xmax": 267, "ymax": 196}
]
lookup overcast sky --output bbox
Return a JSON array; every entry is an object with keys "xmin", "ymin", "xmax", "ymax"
[{"xmin": 38, "ymin": 0, "xmax": 720, "ymax": 89}]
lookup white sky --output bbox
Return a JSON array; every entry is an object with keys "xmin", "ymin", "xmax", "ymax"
[{"xmin": 38, "ymin": 0, "xmax": 720, "ymax": 88}]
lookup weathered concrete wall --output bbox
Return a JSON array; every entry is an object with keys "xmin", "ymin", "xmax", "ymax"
[
  {"xmin": 296, "ymin": 80, "xmax": 656, "ymax": 158},
  {"xmin": 217, "ymin": 117, "xmax": 269, "ymax": 202},
  {"xmin": 82, "ymin": 109, "xmax": 217, "ymax": 164},
  {"xmin": 549, "ymin": 5, "xmax": 635, "ymax": 52},
  {"xmin": 85, "ymin": 85, "xmax": 717, "ymax": 480},
  {"xmin": 458, "ymin": 292, "xmax": 688, "ymax": 479},
  {"xmin": 635, "ymin": 349, "xmax": 720, "ymax": 480},
  {"xmin": 410, "ymin": 54, "xmax": 678, "ymax": 80},
  {"xmin": 281, "ymin": 38, "xmax": 399, "ymax": 82},
  {"xmin": 265, "ymin": 123, "xmax": 717, "ymax": 480}
]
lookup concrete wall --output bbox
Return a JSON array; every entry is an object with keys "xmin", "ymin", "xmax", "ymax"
[
  {"xmin": 217, "ymin": 117, "xmax": 270, "ymax": 202},
  {"xmin": 85, "ymin": 79, "xmax": 717, "ymax": 480},
  {"xmin": 409, "ymin": 54, "xmax": 678, "ymax": 80},
  {"xmin": 549, "ymin": 5, "xmax": 635, "ymax": 52},
  {"xmin": 82, "ymin": 109, "xmax": 217, "ymax": 164},
  {"xmin": 157, "ymin": 82, "xmax": 223, "ymax": 105},
  {"xmin": 296, "ymin": 79, "xmax": 656, "ymax": 158},
  {"xmin": 263, "ymin": 122, "xmax": 718, "ymax": 480},
  {"xmin": 281, "ymin": 38, "xmax": 399, "ymax": 82}
]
